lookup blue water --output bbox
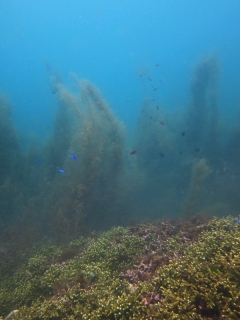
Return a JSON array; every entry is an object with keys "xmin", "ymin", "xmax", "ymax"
[{"xmin": 1, "ymin": 0, "xmax": 240, "ymax": 138}]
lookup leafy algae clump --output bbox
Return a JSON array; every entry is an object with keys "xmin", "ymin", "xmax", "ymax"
[
  {"xmin": 1, "ymin": 216, "xmax": 240, "ymax": 319},
  {"xmin": 40, "ymin": 77, "xmax": 126, "ymax": 241}
]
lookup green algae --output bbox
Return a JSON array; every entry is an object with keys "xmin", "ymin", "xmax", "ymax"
[{"xmin": 1, "ymin": 217, "xmax": 240, "ymax": 319}]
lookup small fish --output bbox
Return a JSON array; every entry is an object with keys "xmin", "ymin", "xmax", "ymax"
[
  {"xmin": 179, "ymin": 151, "xmax": 182, "ymax": 155},
  {"xmin": 130, "ymin": 150, "xmax": 138, "ymax": 155},
  {"xmin": 149, "ymin": 99, "xmax": 155, "ymax": 102},
  {"xmin": 156, "ymin": 105, "xmax": 159, "ymax": 110},
  {"xmin": 155, "ymin": 64, "xmax": 159, "ymax": 67},
  {"xmin": 59, "ymin": 169, "xmax": 65, "ymax": 173},
  {"xmin": 126, "ymin": 99, "xmax": 130, "ymax": 102},
  {"xmin": 52, "ymin": 87, "xmax": 58, "ymax": 94},
  {"xmin": 195, "ymin": 149, "xmax": 200, "ymax": 152},
  {"xmin": 36, "ymin": 158, "xmax": 40, "ymax": 162},
  {"xmin": 234, "ymin": 217, "xmax": 240, "ymax": 224},
  {"xmin": 159, "ymin": 153, "xmax": 165, "ymax": 158},
  {"xmin": 153, "ymin": 88, "xmax": 157, "ymax": 91},
  {"xmin": 149, "ymin": 116, "xmax": 153, "ymax": 119},
  {"xmin": 181, "ymin": 131, "xmax": 185, "ymax": 136},
  {"xmin": 157, "ymin": 121, "xmax": 165, "ymax": 125},
  {"xmin": 70, "ymin": 153, "xmax": 77, "ymax": 160},
  {"xmin": 147, "ymin": 77, "xmax": 152, "ymax": 81}
]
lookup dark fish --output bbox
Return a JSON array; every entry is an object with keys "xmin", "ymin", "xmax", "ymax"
[
  {"xmin": 159, "ymin": 153, "xmax": 165, "ymax": 158},
  {"xmin": 195, "ymin": 149, "xmax": 200, "ymax": 152},
  {"xmin": 126, "ymin": 99, "xmax": 130, "ymax": 102},
  {"xmin": 155, "ymin": 64, "xmax": 159, "ymax": 67},
  {"xmin": 156, "ymin": 105, "xmax": 159, "ymax": 110},
  {"xmin": 130, "ymin": 150, "xmax": 138, "ymax": 155},
  {"xmin": 147, "ymin": 77, "xmax": 152, "ymax": 81},
  {"xmin": 153, "ymin": 88, "xmax": 157, "ymax": 91},
  {"xmin": 181, "ymin": 131, "xmax": 185, "ymax": 136},
  {"xmin": 52, "ymin": 87, "xmax": 58, "ymax": 94},
  {"xmin": 36, "ymin": 158, "xmax": 40, "ymax": 162},
  {"xmin": 179, "ymin": 151, "xmax": 182, "ymax": 155},
  {"xmin": 70, "ymin": 153, "xmax": 77, "ymax": 160},
  {"xmin": 157, "ymin": 121, "xmax": 165, "ymax": 125},
  {"xmin": 149, "ymin": 116, "xmax": 153, "ymax": 119}
]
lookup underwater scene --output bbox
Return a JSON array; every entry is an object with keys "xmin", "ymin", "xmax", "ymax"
[{"xmin": 1, "ymin": 1, "xmax": 240, "ymax": 319}]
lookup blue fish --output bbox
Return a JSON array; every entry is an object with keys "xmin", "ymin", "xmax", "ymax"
[
  {"xmin": 59, "ymin": 169, "xmax": 65, "ymax": 173},
  {"xmin": 234, "ymin": 217, "xmax": 240, "ymax": 224},
  {"xmin": 70, "ymin": 153, "xmax": 77, "ymax": 160},
  {"xmin": 36, "ymin": 158, "xmax": 40, "ymax": 162}
]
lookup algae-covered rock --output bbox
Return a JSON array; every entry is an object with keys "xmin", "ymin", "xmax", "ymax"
[{"xmin": 1, "ymin": 216, "xmax": 240, "ymax": 319}]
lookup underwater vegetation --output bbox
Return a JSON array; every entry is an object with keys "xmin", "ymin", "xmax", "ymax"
[
  {"xmin": 1, "ymin": 53, "xmax": 240, "ymax": 318},
  {"xmin": 0, "ymin": 75, "xmax": 127, "ymax": 244},
  {"xmin": 0, "ymin": 95, "xmax": 19, "ymax": 185},
  {"xmin": 183, "ymin": 158, "xmax": 212, "ymax": 217},
  {"xmin": 126, "ymin": 53, "xmax": 239, "ymax": 220},
  {"xmin": 0, "ymin": 53, "xmax": 240, "ymax": 243},
  {"xmin": 0, "ymin": 53, "xmax": 240, "ymax": 320},
  {"xmin": 40, "ymin": 76, "xmax": 126, "ymax": 239},
  {"xmin": 0, "ymin": 53, "xmax": 240, "ymax": 242},
  {"xmin": 186, "ymin": 54, "xmax": 219, "ymax": 154},
  {"xmin": 1, "ymin": 216, "xmax": 240, "ymax": 319}
]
